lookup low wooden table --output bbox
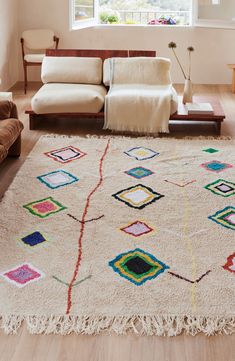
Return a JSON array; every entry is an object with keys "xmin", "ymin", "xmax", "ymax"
[
  {"xmin": 170, "ymin": 96, "xmax": 225, "ymax": 135},
  {"xmin": 26, "ymin": 96, "xmax": 225, "ymax": 135}
]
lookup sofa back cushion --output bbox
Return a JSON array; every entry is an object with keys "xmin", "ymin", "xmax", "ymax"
[
  {"xmin": 41, "ymin": 56, "xmax": 103, "ymax": 84},
  {"xmin": 103, "ymin": 57, "xmax": 172, "ymax": 86}
]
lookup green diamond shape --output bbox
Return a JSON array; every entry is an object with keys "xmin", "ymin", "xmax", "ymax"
[
  {"xmin": 203, "ymin": 148, "xmax": 219, "ymax": 154},
  {"xmin": 205, "ymin": 179, "xmax": 235, "ymax": 197}
]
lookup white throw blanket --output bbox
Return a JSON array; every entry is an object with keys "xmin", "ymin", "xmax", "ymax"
[{"xmin": 104, "ymin": 57, "xmax": 178, "ymax": 134}]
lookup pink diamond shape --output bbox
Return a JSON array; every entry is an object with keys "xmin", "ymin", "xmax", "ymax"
[
  {"xmin": 45, "ymin": 146, "xmax": 86, "ymax": 164},
  {"xmin": 33, "ymin": 201, "xmax": 57, "ymax": 214},
  {"xmin": 120, "ymin": 221, "xmax": 153, "ymax": 237},
  {"xmin": 224, "ymin": 213, "xmax": 235, "ymax": 225},
  {"xmin": 2, "ymin": 263, "xmax": 44, "ymax": 288}
]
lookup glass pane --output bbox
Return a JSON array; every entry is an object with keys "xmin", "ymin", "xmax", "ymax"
[
  {"xmin": 198, "ymin": 0, "xmax": 235, "ymax": 22},
  {"xmin": 99, "ymin": 0, "xmax": 191, "ymax": 25},
  {"xmin": 75, "ymin": 0, "xmax": 95, "ymax": 21}
]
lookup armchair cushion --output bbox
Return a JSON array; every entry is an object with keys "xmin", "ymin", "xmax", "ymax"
[
  {"xmin": 41, "ymin": 57, "xmax": 103, "ymax": 85},
  {"xmin": 0, "ymin": 101, "xmax": 24, "ymax": 161},
  {"xmin": 0, "ymin": 100, "xmax": 18, "ymax": 120},
  {"xmin": 0, "ymin": 118, "xmax": 23, "ymax": 150},
  {"xmin": 24, "ymin": 54, "xmax": 45, "ymax": 63}
]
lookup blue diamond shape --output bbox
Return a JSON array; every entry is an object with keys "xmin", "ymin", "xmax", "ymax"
[
  {"xmin": 208, "ymin": 162, "xmax": 226, "ymax": 171},
  {"xmin": 124, "ymin": 167, "xmax": 154, "ymax": 179},
  {"xmin": 201, "ymin": 160, "xmax": 233, "ymax": 173},
  {"xmin": 37, "ymin": 170, "xmax": 79, "ymax": 189},
  {"xmin": 21, "ymin": 231, "xmax": 47, "ymax": 247}
]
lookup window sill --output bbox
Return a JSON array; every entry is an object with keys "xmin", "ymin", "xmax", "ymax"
[
  {"xmin": 71, "ymin": 23, "xmax": 193, "ymax": 31},
  {"xmin": 71, "ymin": 21, "xmax": 235, "ymax": 31},
  {"xmin": 194, "ymin": 19, "xmax": 235, "ymax": 29}
]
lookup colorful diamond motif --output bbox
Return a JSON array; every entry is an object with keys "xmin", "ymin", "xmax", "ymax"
[
  {"xmin": 203, "ymin": 148, "xmax": 219, "ymax": 154},
  {"xmin": 120, "ymin": 221, "xmax": 153, "ymax": 237},
  {"xmin": 205, "ymin": 179, "xmax": 235, "ymax": 197},
  {"xmin": 23, "ymin": 197, "xmax": 66, "ymax": 218},
  {"xmin": 201, "ymin": 160, "xmax": 233, "ymax": 173},
  {"xmin": 223, "ymin": 253, "xmax": 235, "ymax": 274},
  {"xmin": 208, "ymin": 206, "xmax": 235, "ymax": 230},
  {"xmin": 124, "ymin": 167, "xmax": 154, "ymax": 179},
  {"xmin": 124, "ymin": 147, "xmax": 159, "ymax": 161},
  {"xmin": 37, "ymin": 170, "xmax": 79, "ymax": 189},
  {"xmin": 109, "ymin": 248, "xmax": 169, "ymax": 286},
  {"xmin": 45, "ymin": 146, "xmax": 86, "ymax": 163},
  {"xmin": 21, "ymin": 231, "xmax": 47, "ymax": 247},
  {"xmin": 1, "ymin": 263, "xmax": 44, "ymax": 288},
  {"xmin": 112, "ymin": 184, "xmax": 164, "ymax": 209}
]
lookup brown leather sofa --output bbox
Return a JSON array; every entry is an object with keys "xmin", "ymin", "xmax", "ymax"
[{"xmin": 0, "ymin": 100, "xmax": 24, "ymax": 163}]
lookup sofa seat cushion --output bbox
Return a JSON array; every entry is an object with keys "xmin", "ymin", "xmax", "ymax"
[
  {"xmin": 24, "ymin": 54, "xmax": 45, "ymax": 63},
  {"xmin": 31, "ymin": 83, "xmax": 107, "ymax": 114},
  {"xmin": 0, "ymin": 118, "xmax": 23, "ymax": 150}
]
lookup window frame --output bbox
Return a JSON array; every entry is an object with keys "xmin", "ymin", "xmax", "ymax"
[
  {"xmin": 70, "ymin": 0, "xmax": 99, "ymax": 30},
  {"xmin": 70, "ymin": 0, "xmax": 197, "ymax": 30},
  {"xmin": 194, "ymin": 0, "xmax": 235, "ymax": 29}
]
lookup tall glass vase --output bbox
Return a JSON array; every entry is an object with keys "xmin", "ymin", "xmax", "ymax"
[{"xmin": 182, "ymin": 79, "xmax": 193, "ymax": 104}]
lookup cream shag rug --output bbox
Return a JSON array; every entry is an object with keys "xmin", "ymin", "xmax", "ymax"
[{"xmin": 0, "ymin": 135, "xmax": 234, "ymax": 336}]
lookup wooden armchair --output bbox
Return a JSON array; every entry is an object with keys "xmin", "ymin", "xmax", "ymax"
[{"xmin": 21, "ymin": 29, "xmax": 59, "ymax": 94}]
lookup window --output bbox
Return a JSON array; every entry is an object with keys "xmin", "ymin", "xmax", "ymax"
[
  {"xmin": 71, "ymin": 0, "xmax": 235, "ymax": 29},
  {"xmin": 72, "ymin": 0, "xmax": 99, "ymax": 28},
  {"xmin": 71, "ymin": 0, "xmax": 193, "ymax": 28},
  {"xmin": 196, "ymin": 0, "xmax": 235, "ymax": 28}
]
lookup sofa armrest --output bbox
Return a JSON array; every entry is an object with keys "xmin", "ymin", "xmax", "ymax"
[{"xmin": 0, "ymin": 100, "xmax": 18, "ymax": 120}]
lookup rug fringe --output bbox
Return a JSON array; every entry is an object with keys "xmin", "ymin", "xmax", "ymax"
[
  {"xmin": 41, "ymin": 134, "xmax": 234, "ymax": 141},
  {"xmin": 1, "ymin": 315, "xmax": 234, "ymax": 336}
]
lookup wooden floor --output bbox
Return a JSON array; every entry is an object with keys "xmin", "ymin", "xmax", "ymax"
[{"xmin": 0, "ymin": 82, "xmax": 234, "ymax": 361}]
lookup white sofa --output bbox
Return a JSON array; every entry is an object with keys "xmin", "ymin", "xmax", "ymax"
[{"xmin": 30, "ymin": 55, "xmax": 178, "ymax": 133}]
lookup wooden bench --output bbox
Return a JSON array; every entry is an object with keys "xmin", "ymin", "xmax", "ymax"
[{"xmin": 26, "ymin": 49, "xmax": 225, "ymax": 134}]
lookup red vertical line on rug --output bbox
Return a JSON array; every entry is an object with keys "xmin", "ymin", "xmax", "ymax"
[{"xmin": 66, "ymin": 139, "xmax": 111, "ymax": 315}]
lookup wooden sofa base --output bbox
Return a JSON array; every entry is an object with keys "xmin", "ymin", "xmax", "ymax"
[
  {"xmin": 26, "ymin": 108, "xmax": 224, "ymax": 135},
  {"xmin": 27, "ymin": 111, "xmax": 105, "ymax": 130}
]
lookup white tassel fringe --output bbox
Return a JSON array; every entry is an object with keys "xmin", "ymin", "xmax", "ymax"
[{"xmin": 1, "ymin": 315, "xmax": 234, "ymax": 336}]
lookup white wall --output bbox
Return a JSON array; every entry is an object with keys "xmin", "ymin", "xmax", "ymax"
[
  {"xmin": 18, "ymin": 0, "xmax": 235, "ymax": 84},
  {"xmin": 0, "ymin": 0, "xmax": 19, "ymax": 90}
]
